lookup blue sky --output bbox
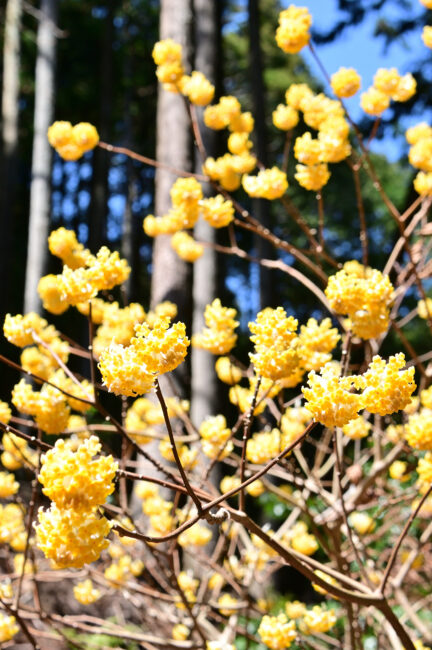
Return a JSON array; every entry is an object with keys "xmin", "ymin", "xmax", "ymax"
[{"xmin": 283, "ymin": 0, "xmax": 428, "ymax": 160}]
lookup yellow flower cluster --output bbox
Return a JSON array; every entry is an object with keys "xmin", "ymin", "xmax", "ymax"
[
  {"xmin": 35, "ymin": 504, "xmax": 111, "ymax": 569},
  {"xmin": 406, "ymin": 121, "xmax": 432, "ymax": 194},
  {"xmin": 325, "ymin": 262, "xmax": 394, "ymax": 339},
  {"xmin": 361, "ymin": 67, "xmax": 416, "ymax": 116},
  {"xmin": 50, "ymin": 369, "xmax": 93, "ymax": 412},
  {"xmin": 171, "ymin": 231, "xmax": 204, "ymax": 262},
  {"xmin": 281, "ymin": 406, "xmax": 312, "ymax": 443},
  {"xmin": 73, "ymin": 579, "xmax": 101, "ymax": 605},
  {"xmin": 283, "ymin": 521, "xmax": 319, "ymax": 556},
  {"xmin": 275, "ymin": 5, "xmax": 312, "ymax": 54},
  {"xmin": 242, "ymin": 166, "xmax": 288, "ymax": 200},
  {"xmin": 126, "ymin": 396, "xmax": 188, "ymax": 445},
  {"xmin": 47, "ymin": 121, "xmax": 99, "ymax": 161},
  {"xmin": 417, "ymin": 453, "xmax": 432, "ymax": 492},
  {"xmin": 359, "ymin": 353, "xmax": 416, "ymax": 416},
  {"xmin": 1, "ymin": 431, "xmax": 36, "ymax": 471},
  {"xmin": 0, "ymin": 471, "xmax": 19, "ymax": 498},
  {"xmin": 179, "ymin": 70, "xmax": 215, "ymax": 106},
  {"xmin": 0, "ymin": 613, "xmax": 19, "ymax": 644},
  {"xmin": 423, "ymin": 25, "xmax": 432, "ymax": 48},
  {"xmin": 201, "ymin": 195, "xmax": 235, "ymax": 228},
  {"xmin": 152, "ymin": 38, "xmax": 184, "ymax": 89},
  {"xmin": 258, "ymin": 613, "xmax": 297, "ymax": 649},
  {"xmin": 144, "ymin": 177, "xmax": 203, "ymax": 236},
  {"xmin": 215, "ymin": 356, "xmax": 242, "ymax": 385},
  {"xmin": 249, "ymin": 307, "xmax": 299, "ymax": 380},
  {"xmin": 272, "ymin": 103, "xmax": 299, "ymax": 131},
  {"xmin": 389, "ymin": 460, "xmax": 410, "ymax": 481},
  {"xmin": 192, "ymin": 299, "xmax": 239, "ymax": 355},
  {"xmin": 297, "ymin": 317, "xmax": 340, "ymax": 373},
  {"xmin": 203, "ymin": 151, "xmax": 256, "ymax": 191},
  {"xmin": 301, "ymin": 606, "xmax": 337, "ymax": 635},
  {"xmin": 35, "ymin": 436, "xmax": 116, "ymax": 569},
  {"xmin": 199, "ymin": 414, "xmax": 233, "ymax": 459},
  {"xmin": 48, "ymin": 227, "xmax": 90, "ymax": 269},
  {"xmin": 38, "ymin": 436, "xmax": 117, "ymax": 512},
  {"xmin": 331, "ymin": 67, "xmax": 361, "ymax": 97},
  {"xmin": 92, "ymin": 301, "xmax": 146, "ymax": 357},
  {"xmin": 342, "ymin": 415, "xmax": 371, "ymax": 440},
  {"xmin": 159, "ymin": 436, "xmax": 197, "ymax": 469},
  {"xmin": 204, "ymin": 96, "xmax": 253, "ymax": 132},
  {"xmin": 99, "ymin": 316, "xmax": 189, "ymax": 397},
  {"xmin": 12, "ymin": 379, "xmax": 70, "ymax": 434},
  {"xmin": 0, "ymin": 400, "xmax": 11, "ymax": 425},
  {"xmin": 246, "ymin": 428, "xmax": 283, "ymax": 464},
  {"xmin": 405, "ymin": 409, "xmax": 432, "ymax": 450},
  {"xmin": 178, "ymin": 522, "xmax": 212, "ymax": 547},
  {"xmin": 349, "ymin": 511, "xmax": 376, "ymax": 535},
  {"xmin": 0, "ymin": 503, "xmax": 26, "ymax": 551}
]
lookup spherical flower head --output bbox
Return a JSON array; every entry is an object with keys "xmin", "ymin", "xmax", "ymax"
[
  {"xmin": 48, "ymin": 227, "xmax": 90, "ymax": 269},
  {"xmin": 389, "ymin": 460, "xmax": 410, "ymax": 481},
  {"xmin": 294, "ymin": 132, "xmax": 322, "ymax": 165},
  {"xmin": 417, "ymin": 452, "xmax": 432, "ymax": 489},
  {"xmin": 303, "ymin": 363, "xmax": 362, "ymax": 428},
  {"xmin": 57, "ymin": 266, "xmax": 98, "ymax": 305},
  {"xmin": 227, "ymin": 131, "xmax": 253, "ymax": 155},
  {"xmin": 0, "ymin": 400, "xmax": 11, "ymax": 424},
  {"xmin": 152, "ymin": 39, "xmax": 182, "ymax": 66},
  {"xmin": 215, "ymin": 356, "xmax": 242, "ymax": 384},
  {"xmin": 98, "ymin": 342, "xmax": 155, "ymax": 397},
  {"xmin": 360, "ymin": 86, "xmax": 390, "ymax": 116},
  {"xmin": 318, "ymin": 131, "xmax": 351, "ymax": 163},
  {"xmin": 258, "ymin": 613, "xmax": 297, "ymax": 650},
  {"xmin": 35, "ymin": 503, "xmax": 111, "ymax": 569},
  {"xmin": 0, "ymin": 471, "xmax": 19, "ymax": 498},
  {"xmin": 422, "ymin": 25, "xmax": 432, "ymax": 48},
  {"xmin": 285, "ymin": 82, "xmax": 314, "ymax": 109},
  {"xmin": 414, "ymin": 171, "xmax": 432, "ymax": 196},
  {"xmin": 405, "ymin": 409, "xmax": 432, "ymax": 450},
  {"xmin": 33, "ymin": 383, "xmax": 71, "ymax": 434},
  {"xmin": 409, "ymin": 138, "xmax": 432, "ymax": 172},
  {"xmin": 178, "ymin": 523, "xmax": 212, "ymax": 547},
  {"xmin": 301, "ymin": 606, "xmax": 337, "ymax": 635},
  {"xmin": 360, "ymin": 353, "xmax": 416, "ymax": 416},
  {"xmin": 73, "ymin": 579, "xmax": 101, "ymax": 605},
  {"xmin": 199, "ymin": 414, "xmax": 231, "ymax": 444},
  {"xmin": 249, "ymin": 307, "xmax": 299, "ymax": 380},
  {"xmin": 298, "ymin": 317, "xmax": 340, "ymax": 372},
  {"xmin": 170, "ymin": 176, "xmax": 203, "ymax": 209},
  {"xmin": 201, "ymin": 195, "xmax": 234, "ymax": 228},
  {"xmin": 302, "ymin": 93, "xmax": 345, "ymax": 129},
  {"xmin": 331, "ymin": 67, "xmax": 361, "ymax": 98},
  {"xmin": 4, "ymin": 312, "xmax": 48, "ymax": 347},
  {"xmin": 272, "ymin": 104, "xmax": 299, "ymax": 130},
  {"xmin": 229, "ymin": 110, "xmax": 254, "ymax": 133},
  {"xmin": 203, "ymin": 105, "xmax": 229, "ymax": 130},
  {"xmin": 87, "ymin": 246, "xmax": 131, "ymax": 291},
  {"xmin": 295, "ymin": 163, "xmax": 330, "ymax": 191},
  {"xmin": 246, "ymin": 429, "xmax": 283, "ymax": 464},
  {"xmin": 47, "ymin": 121, "xmax": 73, "ymax": 148},
  {"xmin": 55, "ymin": 141, "xmax": 84, "ymax": 161},
  {"xmin": 291, "ymin": 529, "xmax": 319, "ymax": 555},
  {"xmin": 342, "ymin": 415, "xmax": 371, "ymax": 440},
  {"xmin": 406, "ymin": 122, "xmax": 432, "ymax": 145},
  {"xmin": 242, "ymin": 166, "xmax": 288, "ymax": 200},
  {"xmin": 132, "ymin": 317, "xmax": 190, "ymax": 374},
  {"xmin": 320, "ymin": 115, "xmax": 350, "ymax": 139},
  {"xmin": 349, "ymin": 511, "xmax": 375, "ymax": 535},
  {"xmin": 373, "ymin": 67, "xmax": 401, "ymax": 95},
  {"xmin": 39, "ymin": 436, "xmax": 118, "ymax": 511},
  {"xmin": 276, "ymin": 5, "xmax": 312, "ymax": 54},
  {"xmin": 179, "ymin": 71, "xmax": 215, "ymax": 106},
  {"xmin": 0, "ymin": 613, "xmax": 19, "ymax": 644},
  {"xmin": 192, "ymin": 299, "xmax": 239, "ymax": 355},
  {"xmin": 38, "ymin": 274, "xmax": 68, "ymax": 315},
  {"xmin": 392, "ymin": 73, "xmax": 416, "ymax": 102},
  {"xmin": 171, "ymin": 231, "xmax": 204, "ymax": 262},
  {"xmin": 72, "ymin": 122, "xmax": 99, "ymax": 152}
]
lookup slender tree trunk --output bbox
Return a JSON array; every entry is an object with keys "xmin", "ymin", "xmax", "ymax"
[
  {"xmin": 190, "ymin": 0, "xmax": 220, "ymax": 428},
  {"xmin": 88, "ymin": 0, "xmax": 114, "ymax": 252},
  {"xmin": 248, "ymin": 0, "xmax": 277, "ymax": 309},
  {"xmin": 24, "ymin": 0, "xmax": 58, "ymax": 314},
  {"xmin": 0, "ymin": 0, "xmax": 22, "ymax": 316},
  {"xmin": 150, "ymin": 0, "xmax": 193, "ymax": 324}
]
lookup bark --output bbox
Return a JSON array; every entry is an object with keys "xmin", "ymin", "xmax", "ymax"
[
  {"xmin": 24, "ymin": 0, "xmax": 58, "ymax": 313},
  {"xmin": 0, "ymin": 0, "xmax": 22, "ymax": 315},
  {"xmin": 150, "ymin": 0, "xmax": 193, "ymax": 323},
  {"xmin": 88, "ymin": 0, "xmax": 114, "ymax": 252},
  {"xmin": 190, "ymin": 0, "xmax": 221, "ymax": 428},
  {"xmin": 248, "ymin": 0, "xmax": 277, "ymax": 309}
]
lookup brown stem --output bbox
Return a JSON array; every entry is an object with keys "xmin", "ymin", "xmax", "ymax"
[{"xmin": 239, "ymin": 375, "xmax": 261, "ymax": 511}]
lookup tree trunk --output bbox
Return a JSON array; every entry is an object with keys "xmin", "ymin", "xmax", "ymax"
[
  {"xmin": 248, "ymin": 0, "xmax": 277, "ymax": 309},
  {"xmin": 190, "ymin": 0, "xmax": 220, "ymax": 428},
  {"xmin": 24, "ymin": 0, "xmax": 58, "ymax": 314},
  {"xmin": 0, "ymin": 0, "xmax": 22, "ymax": 317},
  {"xmin": 150, "ymin": 0, "xmax": 193, "ymax": 325},
  {"xmin": 88, "ymin": 0, "xmax": 114, "ymax": 252}
]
